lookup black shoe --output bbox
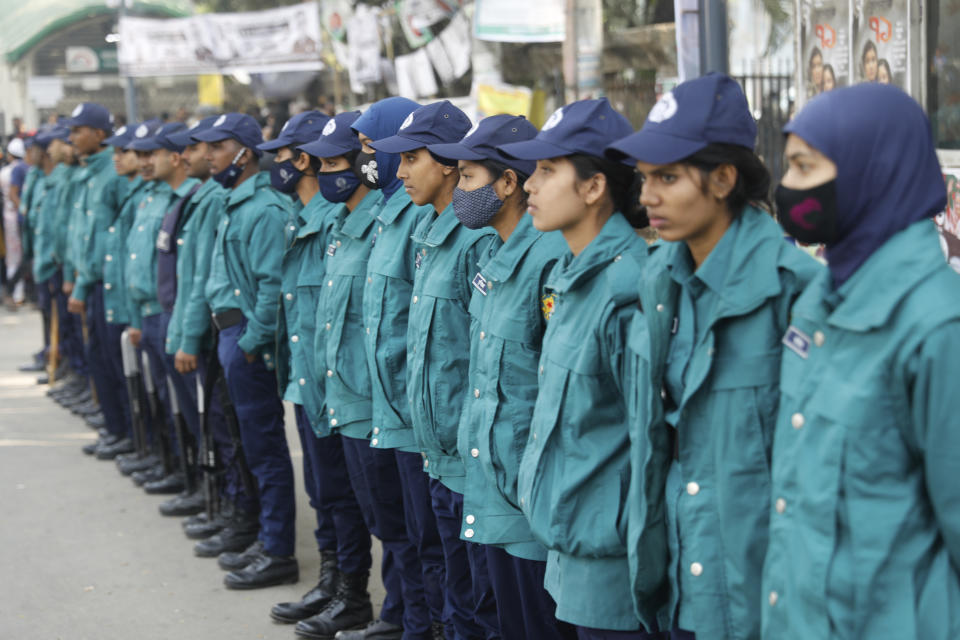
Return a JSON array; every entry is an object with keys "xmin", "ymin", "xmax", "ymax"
[
  {"xmin": 36, "ymin": 373, "xmax": 49, "ymax": 385},
  {"xmin": 83, "ymin": 434, "xmax": 119, "ymax": 456},
  {"xmin": 184, "ymin": 517, "xmax": 224, "ymax": 540},
  {"xmin": 223, "ymin": 551, "xmax": 298, "ymax": 590},
  {"xmin": 218, "ymin": 539, "xmax": 265, "ymax": 571},
  {"xmin": 73, "ymin": 400, "xmax": 101, "ymax": 416},
  {"xmin": 19, "ymin": 361, "xmax": 46, "ymax": 372},
  {"xmin": 117, "ymin": 453, "xmax": 159, "ymax": 475},
  {"xmin": 47, "ymin": 374, "xmax": 82, "ymax": 396},
  {"xmin": 84, "ymin": 413, "xmax": 106, "ymax": 429},
  {"xmin": 271, "ymin": 551, "xmax": 340, "ymax": 623},
  {"xmin": 60, "ymin": 389, "xmax": 92, "ymax": 408},
  {"xmin": 159, "ymin": 490, "xmax": 205, "ymax": 517},
  {"xmin": 334, "ymin": 618, "xmax": 403, "ymax": 639},
  {"xmin": 193, "ymin": 516, "xmax": 259, "ymax": 558},
  {"xmin": 143, "ymin": 471, "xmax": 185, "ymax": 495},
  {"xmin": 294, "ymin": 570, "xmax": 373, "ymax": 639},
  {"xmin": 95, "ymin": 438, "xmax": 134, "ymax": 460},
  {"xmin": 132, "ymin": 464, "xmax": 167, "ymax": 486}
]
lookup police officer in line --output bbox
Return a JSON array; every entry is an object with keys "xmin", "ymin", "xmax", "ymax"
[
  {"xmin": 64, "ymin": 103, "xmax": 135, "ymax": 458},
  {"xmin": 372, "ymin": 100, "xmax": 502, "ymax": 638},
  {"xmin": 192, "ymin": 113, "xmax": 300, "ymax": 589},
  {"xmin": 428, "ymin": 114, "xmax": 576, "ymax": 639}
]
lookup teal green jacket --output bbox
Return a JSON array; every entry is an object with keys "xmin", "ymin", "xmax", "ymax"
[
  {"xmin": 623, "ymin": 208, "xmax": 820, "ymax": 637},
  {"xmin": 314, "ymin": 189, "xmax": 383, "ymax": 440},
  {"xmin": 166, "ymin": 179, "xmax": 225, "ymax": 356},
  {"xmin": 63, "ymin": 164, "xmax": 93, "ymax": 285},
  {"xmin": 406, "ymin": 204, "xmax": 500, "ymax": 492},
  {"xmin": 762, "ymin": 220, "xmax": 960, "ymax": 640},
  {"xmin": 125, "ymin": 178, "xmax": 199, "ymax": 329},
  {"xmin": 103, "ymin": 177, "xmax": 150, "ymax": 325},
  {"xmin": 21, "ymin": 166, "xmax": 43, "ymax": 263},
  {"xmin": 204, "ymin": 172, "xmax": 290, "ymax": 360},
  {"xmin": 26, "ymin": 170, "xmax": 52, "ymax": 281},
  {"xmin": 72, "ymin": 147, "xmax": 120, "ymax": 302},
  {"xmin": 277, "ymin": 193, "xmax": 336, "ymax": 430},
  {"xmin": 53, "ymin": 165, "xmax": 79, "ymax": 275},
  {"xmin": 517, "ymin": 212, "xmax": 646, "ymax": 630},
  {"xmin": 457, "ymin": 215, "xmax": 567, "ymax": 561},
  {"xmin": 363, "ymin": 190, "xmax": 434, "ymax": 453}
]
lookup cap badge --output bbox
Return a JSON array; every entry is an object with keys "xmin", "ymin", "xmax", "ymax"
[
  {"xmin": 72, "ymin": 104, "xmax": 84, "ymax": 117},
  {"xmin": 323, "ymin": 119, "xmax": 337, "ymax": 136},
  {"xmin": 115, "ymin": 126, "xmax": 127, "ymax": 137},
  {"xmin": 542, "ymin": 108, "xmax": 564, "ymax": 131},
  {"xmin": 648, "ymin": 92, "xmax": 678, "ymax": 123},
  {"xmin": 214, "ymin": 114, "xmax": 227, "ymax": 127},
  {"xmin": 400, "ymin": 113, "xmax": 414, "ymax": 131},
  {"xmin": 136, "ymin": 124, "xmax": 149, "ymax": 138}
]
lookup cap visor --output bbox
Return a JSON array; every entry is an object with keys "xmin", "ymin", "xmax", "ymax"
[
  {"xmin": 166, "ymin": 133, "xmax": 195, "ymax": 149},
  {"xmin": 497, "ymin": 139, "xmax": 572, "ymax": 161},
  {"xmin": 127, "ymin": 139, "xmax": 162, "ymax": 151},
  {"xmin": 191, "ymin": 129, "xmax": 233, "ymax": 143},
  {"xmin": 426, "ymin": 142, "xmax": 487, "ymax": 162},
  {"xmin": 604, "ymin": 130, "xmax": 706, "ymax": 166},
  {"xmin": 256, "ymin": 136, "xmax": 293, "ymax": 152},
  {"xmin": 103, "ymin": 135, "xmax": 127, "ymax": 146},
  {"xmin": 298, "ymin": 139, "xmax": 354, "ymax": 159},
  {"xmin": 369, "ymin": 134, "xmax": 424, "ymax": 154}
]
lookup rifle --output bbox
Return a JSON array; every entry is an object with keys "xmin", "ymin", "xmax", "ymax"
[
  {"xmin": 141, "ymin": 351, "xmax": 174, "ymax": 475},
  {"xmin": 166, "ymin": 375, "xmax": 196, "ymax": 494},
  {"xmin": 120, "ymin": 330, "xmax": 149, "ymax": 458}
]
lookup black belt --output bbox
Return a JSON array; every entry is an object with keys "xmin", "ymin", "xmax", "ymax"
[{"xmin": 211, "ymin": 308, "xmax": 244, "ymax": 331}]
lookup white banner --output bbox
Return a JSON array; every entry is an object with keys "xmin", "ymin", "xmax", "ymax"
[
  {"xmin": 118, "ymin": 2, "xmax": 323, "ymax": 77},
  {"xmin": 474, "ymin": 0, "xmax": 565, "ymax": 42}
]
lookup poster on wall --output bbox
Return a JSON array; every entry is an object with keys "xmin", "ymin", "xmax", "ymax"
[
  {"xmin": 851, "ymin": 0, "xmax": 909, "ymax": 89},
  {"xmin": 936, "ymin": 168, "xmax": 960, "ymax": 272},
  {"xmin": 798, "ymin": 0, "xmax": 851, "ymax": 99}
]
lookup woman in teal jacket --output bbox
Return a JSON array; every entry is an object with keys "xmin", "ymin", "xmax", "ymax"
[
  {"xmin": 605, "ymin": 74, "xmax": 821, "ymax": 639},
  {"xmin": 500, "ymin": 98, "xmax": 652, "ymax": 637},
  {"xmin": 763, "ymin": 84, "xmax": 960, "ymax": 639}
]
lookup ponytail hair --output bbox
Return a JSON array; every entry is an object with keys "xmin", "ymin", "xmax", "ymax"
[{"xmin": 568, "ymin": 153, "xmax": 648, "ymax": 228}]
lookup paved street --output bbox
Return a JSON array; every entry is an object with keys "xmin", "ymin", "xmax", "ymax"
[{"xmin": 0, "ymin": 306, "xmax": 384, "ymax": 640}]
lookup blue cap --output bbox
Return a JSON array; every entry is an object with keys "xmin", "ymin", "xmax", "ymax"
[
  {"xmin": 192, "ymin": 113, "xmax": 265, "ymax": 157},
  {"xmin": 167, "ymin": 115, "xmax": 219, "ymax": 149},
  {"xmin": 369, "ymin": 101, "xmax": 473, "ymax": 153},
  {"xmin": 605, "ymin": 73, "xmax": 757, "ymax": 165},
  {"xmin": 104, "ymin": 124, "xmax": 133, "ymax": 148},
  {"xmin": 257, "ymin": 110, "xmax": 331, "ymax": 152},
  {"xmin": 128, "ymin": 122, "xmax": 188, "ymax": 152},
  {"xmin": 33, "ymin": 128, "xmax": 55, "ymax": 150},
  {"xmin": 498, "ymin": 98, "xmax": 633, "ymax": 161},
  {"xmin": 299, "ymin": 111, "xmax": 362, "ymax": 158},
  {"xmin": 428, "ymin": 114, "xmax": 539, "ymax": 176},
  {"xmin": 49, "ymin": 125, "xmax": 71, "ymax": 143},
  {"xmin": 123, "ymin": 119, "xmax": 164, "ymax": 151},
  {"xmin": 64, "ymin": 102, "xmax": 113, "ymax": 133}
]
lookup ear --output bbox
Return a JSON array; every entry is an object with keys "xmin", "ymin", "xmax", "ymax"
[
  {"xmin": 709, "ymin": 164, "xmax": 738, "ymax": 201},
  {"xmin": 441, "ymin": 163, "xmax": 457, "ymax": 177},
  {"xmin": 292, "ymin": 151, "xmax": 312, "ymax": 173},
  {"xmin": 579, "ymin": 171, "xmax": 608, "ymax": 207},
  {"xmin": 495, "ymin": 169, "xmax": 520, "ymax": 200}
]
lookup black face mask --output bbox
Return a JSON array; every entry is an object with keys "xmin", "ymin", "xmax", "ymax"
[
  {"xmin": 353, "ymin": 151, "xmax": 380, "ymax": 190},
  {"xmin": 775, "ymin": 179, "xmax": 839, "ymax": 244}
]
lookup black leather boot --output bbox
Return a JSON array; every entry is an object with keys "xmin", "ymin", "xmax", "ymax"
[
  {"xmin": 95, "ymin": 437, "xmax": 134, "ymax": 460},
  {"xmin": 271, "ymin": 550, "xmax": 340, "ymax": 623},
  {"xmin": 193, "ymin": 510, "xmax": 259, "ymax": 558},
  {"xmin": 218, "ymin": 539, "xmax": 265, "ymax": 571},
  {"xmin": 143, "ymin": 471, "xmax": 185, "ymax": 495},
  {"xmin": 294, "ymin": 570, "xmax": 373, "ymax": 639},
  {"xmin": 223, "ymin": 551, "xmax": 298, "ymax": 590},
  {"xmin": 158, "ymin": 490, "xmax": 205, "ymax": 517},
  {"xmin": 334, "ymin": 618, "xmax": 403, "ymax": 639}
]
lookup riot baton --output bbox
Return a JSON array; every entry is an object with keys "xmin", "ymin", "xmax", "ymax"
[
  {"xmin": 197, "ymin": 364, "xmax": 220, "ymax": 519},
  {"xmin": 166, "ymin": 376, "xmax": 196, "ymax": 494},
  {"xmin": 141, "ymin": 351, "xmax": 174, "ymax": 475},
  {"xmin": 120, "ymin": 329, "xmax": 149, "ymax": 458}
]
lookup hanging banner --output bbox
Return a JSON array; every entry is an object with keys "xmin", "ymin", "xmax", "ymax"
[
  {"xmin": 118, "ymin": 2, "xmax": 323, "ymax": 77},
  {"xmin": 798, "ymin": 0, "xmax": 851, "ymax": 99},
  {"xmin": 347, "ymin": 4, "xmax": 383, "ymax": 90},
  {"xmin": 474, "ymin": 0, "xmax": 565, "ymax": 42},
  {"xmin": 395, "ymin": 49, "xmax": 439, "ymax": 99},
  {"xmin": 936, "ymin": 168, "xmax": 960, "ymax": 272},
  {"xmin": 851, "ymin": 0, "xmax": 909, "ymax": 89},
  {"xmin": 476, "ymin": 83, "xmax": 533, "ymax": 118},
  {"xmin": 397, "ymin": 0, "xmax": 460, "ymax": 31}
]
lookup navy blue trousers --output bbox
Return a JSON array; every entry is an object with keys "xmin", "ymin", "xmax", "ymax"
[
  {"xmin": 37, "ymin": 276, "xmax": 53, "ymax": 355},
  {"xmin": 140, "ymin": 312, "xmax": 176, "ymax": 445},
  {"xmin": 302, "ymin": 424, "xmax": 371, "ymax": 574},
  {"xmin": 485, "ymin": 547, "xmax": 576, "ymax": 640},
  {"xmin": 430, "ymin": 480, "xmax": 500, "ymax": 640},
  {"xmin": 56, "ymin": 276, "xmax": 87, "ymax": 377},
  {"xmin": 396, "ymin": 450, "xmax": 446, "ymax": 625},
  {"xmin": 87, "ymin": 283, "xmax": 131, "ymax": 439},
  {"xmin": 217, "ymin": 321, "xmax": 295, "ymax": 556}
]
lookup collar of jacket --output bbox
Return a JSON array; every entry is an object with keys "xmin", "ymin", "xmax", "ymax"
[
  {"xmin": 172, "ymin": 177, "xmax": 200, "ymax": 199},
  {"xmin": 481, "ymin": 214, "xmax": 543, "ymax": 283},
  {"xmin": 546, "ymin": 212, "xmax": 639, "ymax": 294},
  {"xmin": 413, "ymin": 202, "xmax": 460, "ymax": 248},
  {"xmin": 85, "ymin": 146, "xmax": 114, "ymax": 172},
  {"xmin": 296, "ymin": 195, "xmax": 334, "ymax": 239},
  {"xmin": 377, "ymin": 188, "xmax": 419, "ymax": 226},
  {"xmin": 801, "ymin": 220, "xmax": 944, "ymax": 333},
  {"xmin": 336, "ymin": 189, "xmax": 382, "ymax": 239},
  {"xmin": 225, "ymin": 170, "xmax": 269, "ymax": 209}
]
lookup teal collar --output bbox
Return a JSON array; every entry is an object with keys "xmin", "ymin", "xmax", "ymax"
[
  {"xmin": 338, "ymin": 190, "xmax": 382, "ymax": 239},
  {"xmin": 546, "ymin": 212, "xmax": 637, "ymax": 293},
  {"xmin": 414, "ymin": 203, "xmax": 460, "ymax": 248},
  {"xmin": 481, "ymin": 214, "xmax": 542, "ymax": 283},
  {"xmin": 226, "ymin": 171, "xmax": 267, "ymax": 209}
]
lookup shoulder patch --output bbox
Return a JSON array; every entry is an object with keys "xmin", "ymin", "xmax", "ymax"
[{"xmin": 541, "ymin": 293, "xmax": 557, "ymax": 321}]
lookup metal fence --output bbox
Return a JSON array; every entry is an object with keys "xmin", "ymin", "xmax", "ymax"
[{"xmin": 733, "ymin": 71, "xmax": 795, "ymax": 183}]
